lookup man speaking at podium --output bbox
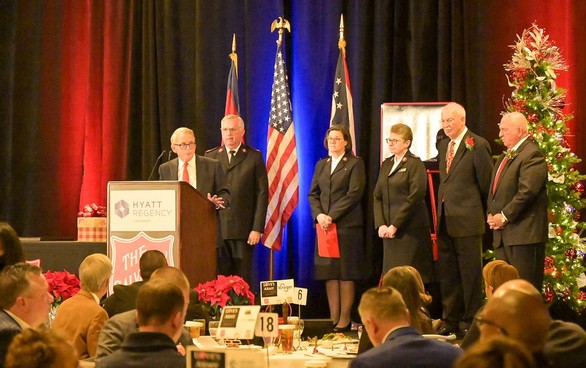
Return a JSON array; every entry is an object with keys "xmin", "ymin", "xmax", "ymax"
[{"xmin": 158, "ymin": 127, "xmax": 229, "ymax": 209}]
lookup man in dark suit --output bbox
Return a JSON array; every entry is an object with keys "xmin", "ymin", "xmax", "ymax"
[
  {"xmin": 436, "ymin": 102, "xmax": 493, "ymax": 336},
  {"xmin": 350, "ymin": 286, "xmax": 462, "ymax": 368},
  {"xmin": 96, "ymin": 279, "xmax": 187, "ymax": 368},
  {"xmin": 102, "ymin": 250, "xmax": 167, "ymax": 317},
  {"xmin": 479, "ymin": 279, "xmax": 553, "ymax": 366},
  {"xmin": 0, "ymin": 263, "xmax": 53, "ymax": 368},
  {"xmin": 487, "ymin": 112, "xmax": 547, "ymax": 290},
  {"xmin": 158, "ymin": 127, "xmax": 229, "ymax": 208},
  {"xmin": 205, "ymin": 115, "xmax": 268, "ymax": 285},
  {"xmin": 95, "ymin": 267, "xmax": 193, "ymax": 361}
]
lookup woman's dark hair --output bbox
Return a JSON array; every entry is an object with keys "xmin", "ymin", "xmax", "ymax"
[
  {"xmin": 323, "ymin": 124, "xmax": 353, "ymax": 153},
  {"xmin": 0, "ymin": 222, "xmax": 25, "ymax": 271}
]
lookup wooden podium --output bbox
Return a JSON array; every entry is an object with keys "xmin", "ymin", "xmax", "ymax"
[{"xmin": 107, "ymin": 181, "xmax": 217, "ymax": 289}]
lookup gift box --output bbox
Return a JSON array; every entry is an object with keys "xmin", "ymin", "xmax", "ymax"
[{"xmin": 77, "ymin": 217, "xmax": 107, "ymax": 242}]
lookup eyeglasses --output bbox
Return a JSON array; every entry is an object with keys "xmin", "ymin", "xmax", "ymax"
[
  {"xmin": 327, "ymin": 138, "xmax": 344, "ymax": 143},
  {"xmin": 385, "ymin": 138, "xmax": 404, "ymax": 145},
  {"xmin": 173, "ymin": 142, "xmax": 196, "ymax": 150},
  {"xmin": 221, "ymin": 127, "xmax": 241, "ymax": 133},
  {"xmin": 474, "ymin": 315, "xmax": 509, "ymax": 336},
  {"xmin": 441, "ymin": 118, "xmax": 455, "ymax": 124}
]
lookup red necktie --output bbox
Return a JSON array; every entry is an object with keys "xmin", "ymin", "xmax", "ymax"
[
  {"xmin": 182, "ymin": 162, "xmax": 189, "ymax": 183},
  {"xmin": 446, "ymin": 141, "xmax": 456, "ymax": 173},
  {"xmin": 492, "ymin": 157, "xmax": 509, "ymax": 194}
]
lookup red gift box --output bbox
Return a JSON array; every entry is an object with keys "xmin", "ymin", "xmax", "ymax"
[{"xmin": 77, "ymin": 217, "xmax": 107, "ymax": 242}]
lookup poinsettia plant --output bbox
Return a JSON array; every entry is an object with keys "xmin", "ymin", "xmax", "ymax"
[
  {"xmin": 44, "ymin": 270, "xmax": 81, "ymax": 308},
  {"xmin": 194, "ymin": 275, "xmax": 255, "ymax": 319}
]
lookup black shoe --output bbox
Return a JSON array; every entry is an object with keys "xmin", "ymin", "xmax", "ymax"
[
  {"xmin": 332, "ymin": 323, "xmax": 352, "ymax": 333},
  {"xmin": 438, "ymin": 326, "xmax": 458, "ymax": 336}
]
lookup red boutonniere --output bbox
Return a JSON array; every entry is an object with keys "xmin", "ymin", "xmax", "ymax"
[
  {"xmin": 343, "ymin": 157, "xmax": 348, "ymax": 162},
  {"xmin": 402, "ymin": 157, "xmax": 408, "ymax": 163},
  {"xmin": 465, "ymin": 137, "xmax": 475, "ymax": 151},
  {"xmin": 241, "ymin": 148, "xmax": 247, "ymax": 153}
]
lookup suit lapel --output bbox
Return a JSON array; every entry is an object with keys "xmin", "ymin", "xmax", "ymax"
[
  {"xmin": 230, "ymin": 147, "xmax": 246, "ymax": 168},
  {"xmin": 493, "ymin": 139, "xmax": 529, "ymax": 194},
  {"xmin": 170, "ymin": 159, "xmax": 179, "ymax": 180},
  {"xmin": 331, "ymin": 154, "xmax": 347, "ymax": 176}
]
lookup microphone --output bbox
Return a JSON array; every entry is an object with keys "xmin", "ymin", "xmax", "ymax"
[{"xmin": 147, "ymin": 150, "xmax": 167, "ymax": 180}]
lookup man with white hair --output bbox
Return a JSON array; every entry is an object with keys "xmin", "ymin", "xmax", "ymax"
[{"xmin": 487, "ymin": 112, "xmax": 548, "ymax": 290}]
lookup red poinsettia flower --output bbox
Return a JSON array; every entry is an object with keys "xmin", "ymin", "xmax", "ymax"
[
  {"xmin": 44, "ymin": 270, "xmax": 81, "ymax": 307},
  {"xmin": 194, "ymin": 275, "xmax": 255, "ymax": 318}
]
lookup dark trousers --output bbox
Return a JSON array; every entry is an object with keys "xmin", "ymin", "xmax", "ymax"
[
  {"xmin": 436, "ymin": 217, "xmax": 483, "ymax": 329},
  {"xmin": 217, "ymin": 239, "xmax": 254, "ymax": 285},
  {"xmin": 495, "ymin": 243, "xmax": 545, "ymax": 291}
]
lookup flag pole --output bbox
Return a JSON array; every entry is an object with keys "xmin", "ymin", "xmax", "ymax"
[
  {"xmin": 268, "ymin": 16, "xmax": 291, "ymax": 281},
  {"xmin": 229, "ymin": 33, "xmax": 238, "ymax": 77},
  {"xmin": 338, "ymin": 14, "xmax": 346, "ymax": 53}
]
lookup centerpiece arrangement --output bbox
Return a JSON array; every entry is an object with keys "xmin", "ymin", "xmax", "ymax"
[
  {"xmin": 194, "ymin": 275, "xmax": 255, "ymax": 320},
  {"xmin": 44, "ymin": 270, "xmax": 81, "ymax": 326}
]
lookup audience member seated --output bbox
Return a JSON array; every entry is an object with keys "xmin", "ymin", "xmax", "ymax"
[
  {"xmin": 478, "ymin": 279, "xmax": 552, "ymax": 367},
  {"xmin": 4, "ymin": 328, "xmax": 78, "ymax": 368},
  {"xmin": 455, "ymin": 335, "xmax": 536, "ymax": 368},
  {"xmin": 358, "ymin": 266, "xmax": 434, "ymax": 353},
  {"xmin": 96, "ymin": 279, "xmax": 187, "ymax": 368},
  {"xmin": 0, "ymin": 223, "xmax": 25, "ymax": 272},
  {"xmin": 102, "ymin": 250, "xmax": 167, "ymax": 317},
  {"xmin": 52, "ymin": 253, "xmax": 112, "ymax": 359},
  {"xmin": 0, "ymin": 263, "xmax": 53, "ymax": 368},
  {"xmin": 461, "ymin": 260, "xmax": 520, "ymax": 348},
  {"xmin": 95, "ymin": 266, "xmax": 193, "ymax": 360},
  {"xmin": 350, "ymin": 286, "xmax": 462, "ymax": 368}
]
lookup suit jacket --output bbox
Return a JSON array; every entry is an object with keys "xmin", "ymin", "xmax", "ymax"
[
  {"xmin": 487, "ymin": 138, "xmax": 547, "ymax": 246},
  {"xmin": 52, "ymin": 289, "xmax": 109, "ymax": 359},
  {"xmin": 96, "ymin": 332, "xmax": 185, "ymax": 368},
  {"xmin": 102, "ymin": 281, "xmax": 143, "ymax": 318},
  {"xmin": 0, "ymin": 310, "xmax": 22, "ymax": 368},
  {"xmin": 308, "ymin": 153, "xmax": 365, "ymax": 228},
  {"xmin": 205, "ymin": 145, "xmax": 268, "ymax": 239},
  {"xmin": 373, "ymin": 151, "xmax": 429, "ymax": 231},
  {"xmin": 437, "ymin": 130, "xmax": 493, "ymax": 237},
  {"xmin": 95, "ymin": 309, "xmax": 193, "ymax": 361},
  {"xmin": 158, "ymin": 155, "xmax": 230, "ymax": 203},
  {"xmin": 350, "ymin": 326, "xmax": 462, "ymax": 368}
]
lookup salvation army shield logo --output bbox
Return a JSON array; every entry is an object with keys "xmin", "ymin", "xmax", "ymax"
[{"xmin": 108, "ymin": 232, "xmax": 175, "ymax": 294}]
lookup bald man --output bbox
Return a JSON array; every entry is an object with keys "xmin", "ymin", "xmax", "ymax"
[
  {"xmin": 487, "ymin": 112, "xmax": 548, "ymax": 290},
  {"xmin": 477, "ymin": 279, "xmax": 586, "ymax": 368}
]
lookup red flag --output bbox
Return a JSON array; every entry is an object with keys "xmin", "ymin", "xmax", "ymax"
[
  {"xmin": 330, "ymin": 38, "xmax": 356, "ymax": 154},
  {"xmin": 225, "ymin": 52, "xmax": 240, "ymax": 116},
  {"xmin": 263, "ymin": 45, "xmax": 299, "ymax": 251}
]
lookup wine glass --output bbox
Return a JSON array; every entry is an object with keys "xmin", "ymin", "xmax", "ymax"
[{"xmin": 296, "ymin": 319, "xmax": 305, "ymax": 350}]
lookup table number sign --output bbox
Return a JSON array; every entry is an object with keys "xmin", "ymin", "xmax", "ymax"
[
  {"xmin": 255, "ymin": 312, "xmax": 279, "ymax": 338},
  {"xmin": 259, "ymin": 278, "xmax": 295, "ymax": 305},
  {"xmin": 293, "ymin": 287, "xmax": 308, "ymax": 306}
]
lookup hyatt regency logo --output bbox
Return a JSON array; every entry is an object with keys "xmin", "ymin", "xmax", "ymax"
[{"xmin": 115, "ymin": 200, "xmax": 130, "ymax": 218}]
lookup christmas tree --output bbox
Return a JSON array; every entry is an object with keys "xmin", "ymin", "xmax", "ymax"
[{"xmin": 503, "ymin": 23, "xmax": 586, "ymax": 313}]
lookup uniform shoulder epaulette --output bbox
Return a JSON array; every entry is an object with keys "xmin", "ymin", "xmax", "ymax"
[{"xmin": 206, "ymin": 146, "xmax": 222, "ymax": 153}]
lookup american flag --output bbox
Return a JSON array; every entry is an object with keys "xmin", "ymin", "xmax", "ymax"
[
  {"xmin": 263, "ymin": 45, "xmax": 299, "ymax": 251},
  {"xmin": 330, "ymin": 47, "xmax": 356, "ymax": 154}
]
